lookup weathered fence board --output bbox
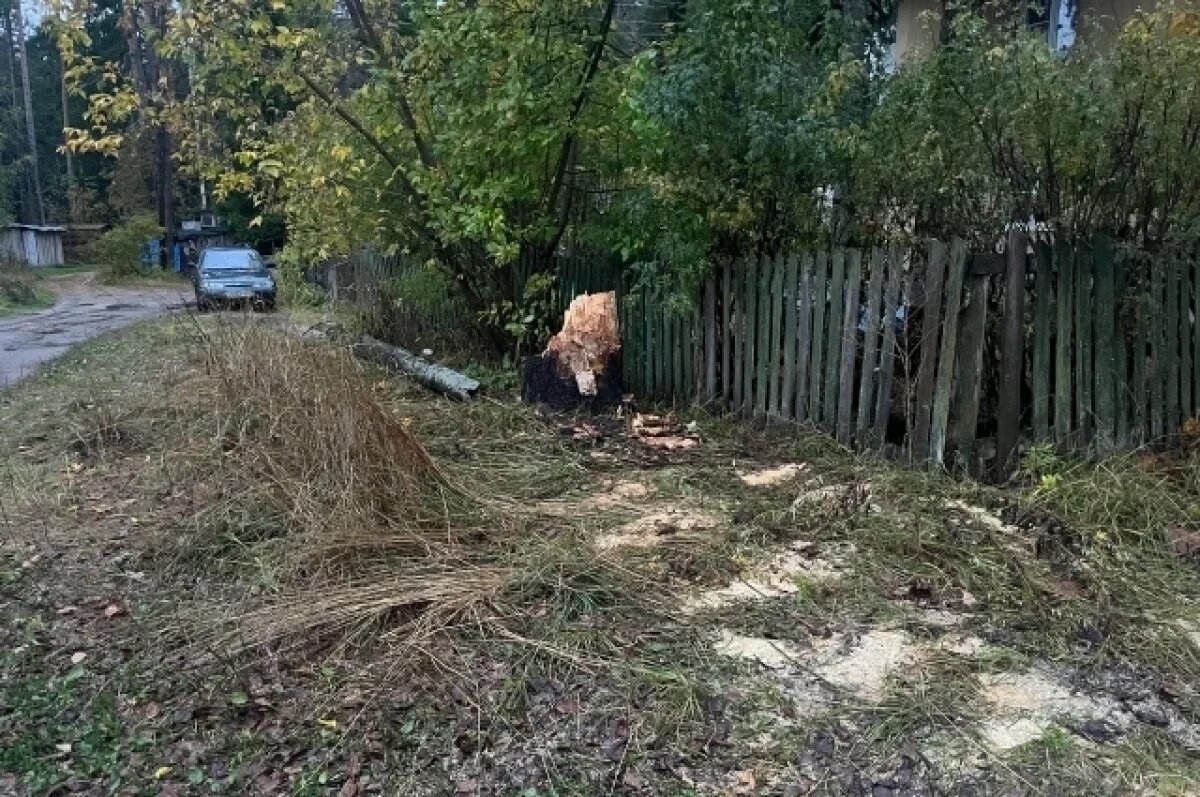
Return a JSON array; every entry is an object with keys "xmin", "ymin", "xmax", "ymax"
[
  {"xmin": 768, "ymin": 254, "xmax": 785, "ymax": 415},
  {"xmin": 795, "ymin": 254, "xmax": 815, "ymax": 421},
  {"xmin": 781, "ymin": 254, "xmax": 800, "ymax": 419},
  {"xmin": 1055, "ymin": 244, "xmax": 1074, "ymax": 446},
  {"xmin": 836, "ymin": 250, "xmax": 864, "ymax": 444},
  {"xmin": 1075, "ymin": 244, "xmax": 1093, "ymax": 446},
  {"xmin": 949, "ymin": 272, "xmax": 990, "ymax": 466},
  {"xmin": 930, "ymin": 239, "xmax": 969, "ymax": 464},
  {"xmin": 874, "ymin": 247, "xmax": 903, "ymax": 449},
  {"xmin": 856, "ymin": 249, "xmax": 886, "ymax": 447},
  {"xmin": 807, "ymin": 252, "xmax": 829, "ymax": 422},
  {"xmin": 1151, "ymin": 259, "xmax": 1166, "ymax": 440},
  {"xmin": 822, "ymin": 250, "xmax": 847, "ymax": 432},
  {"xmin": 1032, "ymin": 244, "xmax": 1054, "ymax": 441},
  {"xmin": 1093, "ymin": 238, "xmax": 1117, "ymax": 449},
  {"xmin": 996, "ymin": 231, "xmax": 1026, "ymax": 474},
  {"xmin": 912, "ymin": 241, "xmax": 948, "ymax": 461}
]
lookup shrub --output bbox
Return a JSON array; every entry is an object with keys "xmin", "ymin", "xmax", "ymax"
[{"xmin": 88, "ymin": 213, "xmax": 163, "ymax": 279}]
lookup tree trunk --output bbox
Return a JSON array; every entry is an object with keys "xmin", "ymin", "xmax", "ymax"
[
  {"xmin": 59, "ymin": 50, "xmax": 77, "ymax": 222},
  {"xmin": 13, "ymin": 1, "xmax": 45, "ymax": 225}
]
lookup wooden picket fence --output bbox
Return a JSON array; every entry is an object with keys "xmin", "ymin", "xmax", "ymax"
[{"xmin": 621, "ymin": 236, "xmax": 1200, "ymax": 471}]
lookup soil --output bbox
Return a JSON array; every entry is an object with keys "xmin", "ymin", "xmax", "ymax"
[{"xmin": 2, "ymin": 315, "xmax": 1199, "ymax": 796}]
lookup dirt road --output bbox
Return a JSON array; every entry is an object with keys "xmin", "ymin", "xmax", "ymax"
[{"xmin": 0, "ymin": 275, "xmax": 189, "ymax": 387}]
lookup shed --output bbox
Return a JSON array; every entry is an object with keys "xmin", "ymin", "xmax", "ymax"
[{"xmin": 1, "ymin": 224, "xmax": 66, "ymax": 267}]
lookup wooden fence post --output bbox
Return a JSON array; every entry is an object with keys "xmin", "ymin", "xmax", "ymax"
[
  {"xmin": 996, "ymin": 228, "xmax": 1027, "ymax": 477},
  {"xmin": 822, "ymin": 249, "xmax": 847, "ymax": 432},
  {"xmin": 705, "ymin": 275, "xmax": 717, "ymax": 401},
  {"xmin": 1031, "ymin": 243, "xmax": 1053, "ymax": 442}
]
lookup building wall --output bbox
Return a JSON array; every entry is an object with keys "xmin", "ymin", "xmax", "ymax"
[{"xmin": 892, "ymin": 0, "xmax": 1156, "ymax": 65}]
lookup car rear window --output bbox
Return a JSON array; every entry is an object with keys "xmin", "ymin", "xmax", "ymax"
[{"xmin": 202, "ymin": 250, "xmax": 263, "ymax": 270}]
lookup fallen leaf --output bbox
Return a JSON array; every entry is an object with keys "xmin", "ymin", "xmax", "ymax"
[
  {"xmin": 55, "ymin": 743, "xmax": 72, "ymax": 754},
  {"xmin": 154, "ymin": 766, "xmax": 174, "ymax": 780},
  {"xmin": 455, "ymin": 778, "xmax": 477, "ymax": 794},
  {"xmin": 1052, "ymin": 578, "xmax": 1086, "ymax": 599},
  {"xmin": 56, "ymin": 606, "xmax": 78, "ymax": 615},
  {"xmin": 70, "ymin": 651, "xmax": 87, "ymax": 664},
  {"xmin": 103, "ymin": 603, "xmax": 124, "ymax": 618},
  {"xmin": 622, "ymin": 770, "xmax": 647, "ymax": 789},
  {"xmin": 734, "ymin": 769, "xmax": 757, "ymax": 794},
  {"xmin": 317, "ymin": 718, "xmax": 338, "ymax": 729},
  {"xmin": 1170, "ymin": 527, "xmax": 1200, "ymax": 559}
]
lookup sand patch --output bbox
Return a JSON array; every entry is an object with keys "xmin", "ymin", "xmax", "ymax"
[
  {"xmin": 714, "ymin": 631, "xmax": 803, "ymax": 670},
  {"xmin": 686, "ymin": 541, "xmax": 850, "ymax": 611},
  {"xmin": 977, "ymin": 668, "xmax": 1129, "ymax": 751},
  {"xmin": 594, "ymin": 508, "xmax": 719, "ymax": 550},
  {"xmin": 740, "ymin": 463, "xmax": 809, "ymax": 487},
  {"xmin": 935, "ymin": 634, "xmax": 987, "ymax": 657},
  {"xmin": 814, "ymin": 630, "xmax": 919, "ymax": 700}
]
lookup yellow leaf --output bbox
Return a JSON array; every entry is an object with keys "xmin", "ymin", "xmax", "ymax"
[
  {"xmin": 331, "ymin": 144, "xmax": 352, "ymax": 162},
  {"xmin": 317, "ymin": 718, "xmax": 338, "ymax": 729},
  {"xmin": 154, "ymin": 766, "xmax": 173, "ymax": 779}
]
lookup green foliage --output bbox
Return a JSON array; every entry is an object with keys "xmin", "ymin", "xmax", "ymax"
[
  {"xmin": 0, "ymin": 264, "xmax": 54, "ymax": 315},
  {"xmin": 87, "ymin": 213, "xmax": 162, "ymax": 278},
  {"xmin": 861, "ymin": 4, "xmax": 1200, "ymax": 250},
  {"xmin": 597, "ymin": 0, "xmax": 873, "ymax": 288}
]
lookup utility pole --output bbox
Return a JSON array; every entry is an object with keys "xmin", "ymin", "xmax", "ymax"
[{"xmin": 13, "ymin": 0, "xmax": 45, "ymax": 225}]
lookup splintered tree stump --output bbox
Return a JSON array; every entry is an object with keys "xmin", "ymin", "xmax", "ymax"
[{"xmin": 522, "ymin": 291, "xmax": 623, "ymax": 411}]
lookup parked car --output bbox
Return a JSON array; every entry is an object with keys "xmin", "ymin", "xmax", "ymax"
[{"xmin": 193, "ymin": 247, "xmax": 277, "ymax": 311}]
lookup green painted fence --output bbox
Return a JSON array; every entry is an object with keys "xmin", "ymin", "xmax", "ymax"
[{"xmin": 620, "ymin": 237, "xmax": 1200, "ymax": 470}]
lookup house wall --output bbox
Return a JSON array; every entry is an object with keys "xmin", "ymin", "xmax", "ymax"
[
  {"xmin": 894, "ymin": 0, "xmax": 941, "ymax": 64},
  {"xmin": 892, "ymin": 0, "xmax": 1156, "ymax": 64}
]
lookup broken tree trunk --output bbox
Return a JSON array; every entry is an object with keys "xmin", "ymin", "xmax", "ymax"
[
  {"xmin": 354, "ymin": 335, "xmax": 480, "ymax": 401},
  {"xmin": 523, "ymin": 291, "xmax": 622, "ymax": 410}
]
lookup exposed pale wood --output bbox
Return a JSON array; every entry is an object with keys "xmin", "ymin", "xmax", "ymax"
[
  {"xmin": 911, "ymin": 240, "xmax": 948, "ymax": 461},
  {"xmin": 836, "ymin": 249, "xmax": 863, "ymax": 445},
  {"xmin": 1092, "ymin": 236, "xmax": 1117, "ymax": 449},
  {"xmin": 822, "ymin": 249, "xmax": 847, "ymax": 432},
  {"xmin": 356, "ymin": 336, "xmax": 480, "ymax": 400},
  {"xmin": 808, "ymin": 251, "xmax": 829, "ymax": 421},
  {"xmin": 856, "ymin": 248, "xmax": 886, "ymax": 446},
  {"xmin": 780, "ymin": 253, "xmax": 800, "ymax": 419},
  {"xmin": 1055, "ymin": 243, "xmax": 1074, "ymax": 445},
  {"xmin": 996, "ymin": 230, "xmax": 1027, "ymax": 474},
  {"xmin": 874, "ymin": 246, "xmax": 904, "ymax": 449},
  {"xmin": 796, "ymin": 254, "xmax": 815, "ymax": 420},
  {"xmin": 1031, "ymin": 243, "xmax": 1053, "ymax": 441},
  {"xmin": 930, "ymin": 239, "xmax": 969, "ymax": 465},
  {"xmin": 948, "ymin": 273, "xmax": 990, "ymax": 468},
  {"xmin": 768, "ymin": 253, "xmax": 786, "ymax": 415}
]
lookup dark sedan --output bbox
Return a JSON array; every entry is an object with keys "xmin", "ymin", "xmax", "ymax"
[{"xmin": 193, "ymin": 247, "xmax": 277, "ymax": 311}]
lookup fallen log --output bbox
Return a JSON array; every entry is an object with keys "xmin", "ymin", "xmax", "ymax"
[{"xmin": 353, "ymin": 335, "xmax": 480, "ymax": 401}]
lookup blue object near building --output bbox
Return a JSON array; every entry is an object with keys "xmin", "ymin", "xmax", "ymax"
[{"xmin": 141, "ymin": 238, "xmax": 161, "ymax": 269}]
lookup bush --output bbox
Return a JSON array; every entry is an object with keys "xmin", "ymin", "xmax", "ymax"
[
  {"xmin": 0, "ymin": 261, "xmax": 52, "ymax": 312},
  {"xmin": 88, "ymin": 213, "xmax": 163, "ymax": 279}
]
